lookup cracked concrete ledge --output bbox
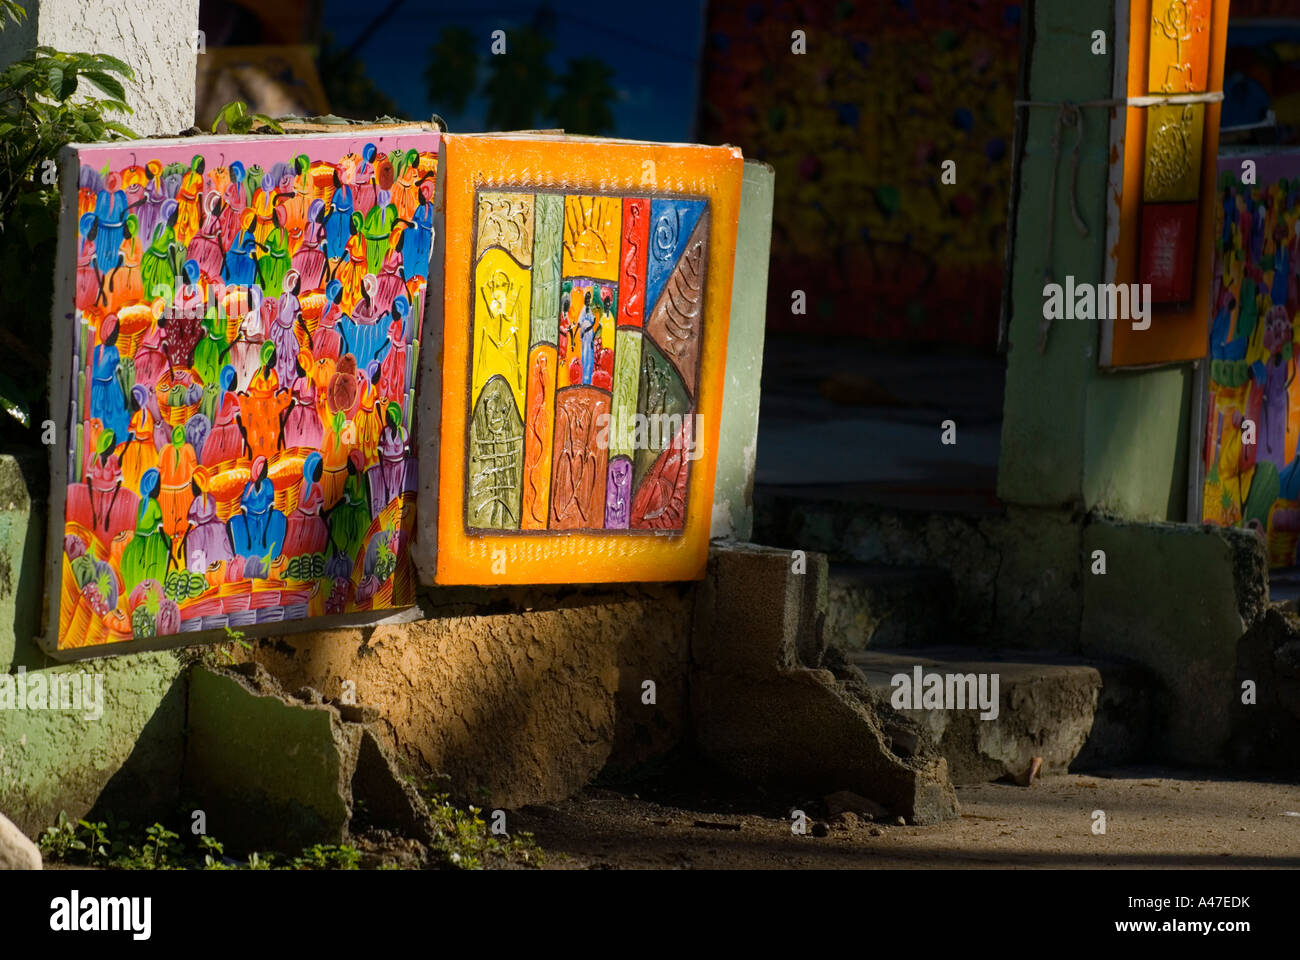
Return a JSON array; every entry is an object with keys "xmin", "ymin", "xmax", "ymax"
[
  {"xmin": 692, "ymin": 542, "xmax": 960, "ymax": 824},
  {"xmin": 184, "ymin": 663, "xmax": 432, "ymax": 853},
  {"xmin": 756, "ymin": 490, "xmax": 1276, "ymax": 768},
  {"xmin": 843, "ymin": 647, "xmax": 1157, "ymax": 784}
]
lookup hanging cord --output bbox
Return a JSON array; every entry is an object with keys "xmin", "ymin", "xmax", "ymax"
[
  {"xmin": 1039, "ymin": 103, "xmax": 1089, "ymax": 353},
  {"xmin": 1013, "ymin": 90, "xmax": 1225, "ymax": 353}
]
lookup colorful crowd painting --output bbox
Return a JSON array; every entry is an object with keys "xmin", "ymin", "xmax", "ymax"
[
  {"xmin": 699, "ymin": 0, "xmax": 1020, "ymax": 344},
  {"xmin": 1200, "ymin": 154, "xmax": 1300, "ymax": 567},
  {"xmin": 466, "ymin": 190, "xmax": 708, "ymax": 533},
  {"xmin": 55, "ymin": 132, "xmax": 438, "ymax": 650}
]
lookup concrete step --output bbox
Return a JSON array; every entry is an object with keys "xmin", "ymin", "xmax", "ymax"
[
  {"xmin": 825, "ymin": 564, "xmax": 956, "ymax": 650},
  {"xmin": 845, "ymin": 647, "xmax": 1156, "ymax": 784}
]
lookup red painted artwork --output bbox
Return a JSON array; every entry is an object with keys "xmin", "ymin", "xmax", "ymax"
[{"xmin": 1140, "ymin": 203, "xmax": 1199, "ymax": 302}]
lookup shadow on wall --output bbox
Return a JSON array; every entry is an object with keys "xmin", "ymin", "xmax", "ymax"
[
  {"xmin": 84, "ymin": 675, "xmax": 188, "ymax": 832},
  {"xmin": 229, "ymin": 580, "xmax": 697, "ymax": 810}
]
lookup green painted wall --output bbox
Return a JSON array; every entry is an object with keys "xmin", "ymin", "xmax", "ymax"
[
  {"xmin": 998, "ymin": 0, "xmax": 1193, "ymax": 522},
  {"xmin": 713, "ymin": 160, "xmax": 774, "ymax": 541},
  {"xmin": 0, "ymin": 453, "xmax": 185, "ymax": 837},
  {"xmin": 1083, "ymin": 365, "xmax": 1192, "ymax": 520}
]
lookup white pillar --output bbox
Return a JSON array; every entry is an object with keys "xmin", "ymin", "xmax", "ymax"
[{"xmin": 0, "ymin": 0, "xmax": 199, "ymax": 137}]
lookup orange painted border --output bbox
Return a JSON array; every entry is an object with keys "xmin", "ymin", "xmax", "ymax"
[
  {"xmin": 435, "ymin": 135, "xmax": 744, "ymax": 584},
  {"xmin": 1107, "ymin": 0, "xmax": 1229, "ymax": 367}
]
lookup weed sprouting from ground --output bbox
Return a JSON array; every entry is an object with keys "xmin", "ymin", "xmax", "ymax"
[
  {"xmin": 37, "ymin": 815, "xmax": 360, "ymax": 871},
  {"xmin": 417, "ymin": 779, "xmax": 544, "ymax": 870},
  {"xmin": 37, "ymin": 785, "xmax": 545, "ymax": 870}
]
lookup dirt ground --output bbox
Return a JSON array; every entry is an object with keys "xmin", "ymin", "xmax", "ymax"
[{"xmin": 511, "ymin": 766, "xmax": 1300, "ymax": 869}]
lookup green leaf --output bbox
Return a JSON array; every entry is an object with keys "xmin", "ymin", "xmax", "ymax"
[
  {"xmin": 92, "ymin": 99, "xmax": 132, "ymax": 116},
  {"xmin": 250, "ymin": 113, "xmax": 284, "ymax": 134},
  {"xmin": 52, "ymin": 65, "xmax": 78, "ymax": 100},
  {"xmin": 87, "ymin": 53, "xmax": 132, "ymax": 80},
  {"xmin": 1, "ymin": 1, "xmax": 29, "ymax": 30},
  {"xmin": 211, "ymin": 100, "xmax": 247, "ymax": 133},
  {"xmin": 82, "ymin": 70, "xmax": 125, "ymax": 102}
]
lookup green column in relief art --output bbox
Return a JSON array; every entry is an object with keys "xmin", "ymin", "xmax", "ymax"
[
  {"xmin": 530, "ymin": 193, "xmax": 563, "ymax": 346},
  {"xmin": 609, "ymin": 328, "xmax": 642, "ymax": 459}
]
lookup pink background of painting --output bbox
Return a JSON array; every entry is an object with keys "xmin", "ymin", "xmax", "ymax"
[{"xmin": 73, "ymin": 129, "xmax": 439, "ymax": 172}]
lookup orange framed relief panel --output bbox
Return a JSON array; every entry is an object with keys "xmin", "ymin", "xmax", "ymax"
[
  {"xmin": 42, "ymin": 127, "xmax": 439, "ymax": 658},
  {"xmin": 431, "ymin": 134, "xmax": 744, "ymax": 585},
  {"xmin": 1101, "ymin": 0, "xmax": 1230, "ymax": 367}
]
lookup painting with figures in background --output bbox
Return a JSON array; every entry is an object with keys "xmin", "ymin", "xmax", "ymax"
[{"xmin": 45, "ymin": 129, "xmax": 438, "ymax": 655}]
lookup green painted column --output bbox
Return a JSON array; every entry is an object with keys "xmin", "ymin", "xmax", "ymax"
[
  {"xmin": 999, "ymin": 0, "xmax": 1191, "ymax": 522},
  {"xmin": 712, "ymin": 160, "xmax": 774, "ymax": 541}
]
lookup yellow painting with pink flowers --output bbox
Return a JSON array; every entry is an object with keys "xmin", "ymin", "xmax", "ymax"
[{"xmin": 44, "ymin": 129, "xmax": 439, "ymax": 655}]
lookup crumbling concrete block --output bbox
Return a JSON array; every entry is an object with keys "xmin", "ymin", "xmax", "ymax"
[
  {"xmin": 1081, "ymin": 518, "xmax": 1267, "ymax": 765},
  {"xmin": 692, "ymin": 542, "xmax": 959, "ymax": 824},
  {"xmin": 755, "ymin": 494, "xmax": 1084, "ymax": 652},
  {"xmin": 988, "ymin": 505, "xmax": 1085, "ymax": 654},
  {"xmin": 1, "ymin": 453, "xmax": 187, "ymax": 838},
  {"xmin": 184, "ymin": 664, "xmax": 431, "ymax": 853},
  {"xmin": 693, "ymin": 540, "xmax": 827, "ymax": 675},
  {"xmin": 848, "ymin": 648, "xmax": 1155, "ymax": 783},
  {"xmin": 1231, "ymin": 605, "xmax": 1300, "ymax": 772},
  {"xmin": 185, "ymin": 665, "xmax": 359, "ymax": 852}
]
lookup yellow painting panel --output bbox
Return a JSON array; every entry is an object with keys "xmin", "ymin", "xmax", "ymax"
[
  {"xmin": 1106, "ymin": 0, "xmax": 1228, "ymax": 366},
  {"xmin": 1142, "ymin": 103, "xmax": 1205, "ymax": 203},
  {"xmin": 1147, "ymin": 0, "xmax": 1211, "ymax": 94},
  {"xmin": 562, "ymin": 195, "xmax": 621, "ymax": 281},
  {"xmin": 471, "ymin": 247, "xmax": 532, "ymax": 416}
]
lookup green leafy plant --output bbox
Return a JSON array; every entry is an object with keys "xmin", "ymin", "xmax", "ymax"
[
  {"xmin": 38, "ymin": 812, "xmax": 111, "ymax": 865},
  {"xmin": 198, "ymin": 835, "xmax": 229, "ymax": 869},
  {"xmin": 290, "ymin": 843, "xmax": 361, "ymax": 870},
  {"xmin": 210, "ymin": 100, "xmax": 284, "ymax": 136},
  {"xmin": 418, "ymin": 782, "xmax": 543, "ymax": 870},
  {"xmin": 38, "ymin": 811, "xmax": 85, "ymax": 860},
  {"xmin": 215, "ymin": 624, "xmax": 253, "ymax": 664},
  {"xmin": 0, "ymin": 1, "xmax": 24, "ymax": 28},
  {"xmin": 34, "ymin": 814, "xmax": 372, "ymax": 871},
  {"xmin": 78, "ymin": 819, "xmax": 110, "ymax": 865},
  {"xmin": 141, "ymin": 822, "xmax": 179, "ymax": 869},
  {"xmin": 0, "ymin": 2, "xmax": 135, "ymax": 439}
]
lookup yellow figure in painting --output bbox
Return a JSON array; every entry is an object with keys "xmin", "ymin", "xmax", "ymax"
[{"xmin": 472, "ymin": 248, "xmax": 532, "ymax": 415}]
